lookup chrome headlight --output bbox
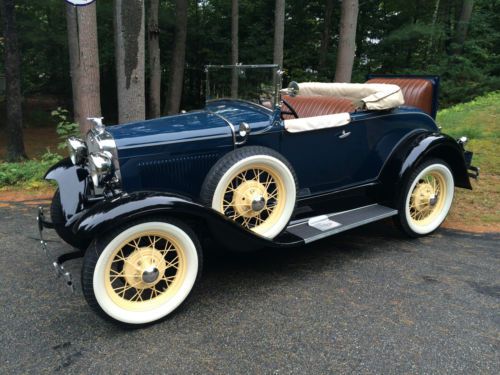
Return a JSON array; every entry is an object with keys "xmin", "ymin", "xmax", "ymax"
[
  {"xmin": 86, "ymin": 118, "xmax": 121, "ymax": 188},
  {"xmin": 67, "ymin": 137, "xmax": 87, "ymax": 165},
  {"xmin": 89, "ymin": 152, "xmax": 113, "ymax": 187}
]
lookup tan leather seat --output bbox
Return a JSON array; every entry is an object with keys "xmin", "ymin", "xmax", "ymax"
[
  {"xmin": 365, "ymin": 77, "xmax": 434, "ymax": 116},
  {"xmin": 282, "ymin": 95, "xmax": 355, "ymax": 119}
]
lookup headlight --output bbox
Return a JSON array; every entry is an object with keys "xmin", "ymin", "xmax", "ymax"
[
  {"xmin": 89, "ymin": 152, "xmax": 113, "ymax": 187},
  {"xmin": 67, "ymin": 137, "xmax": 87, "ymax": 165}
]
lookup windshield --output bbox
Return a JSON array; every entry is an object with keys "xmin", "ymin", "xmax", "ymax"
[{"xmin": 205, "ymin": 64, "xmax": 282, "ymax": 108}]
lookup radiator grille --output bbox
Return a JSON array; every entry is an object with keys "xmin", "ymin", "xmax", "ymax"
[{"xmin": 138, "ymin": 153, "xmax": 221, "ymax": 195}]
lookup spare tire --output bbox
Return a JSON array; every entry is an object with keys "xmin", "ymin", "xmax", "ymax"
[{"xmin": 200, "ymin": 146, "xmax": 297, "ymax": 239}]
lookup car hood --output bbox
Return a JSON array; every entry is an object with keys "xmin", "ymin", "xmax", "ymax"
[
  {"xmin": 107, "ymin": 110, "xmax": 230, "ymax": 153},
  {"xmin": 107, "ymin": 101, "xmax": 276, "ymax": 157}
]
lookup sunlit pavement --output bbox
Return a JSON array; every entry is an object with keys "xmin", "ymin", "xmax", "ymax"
[{"xmin": 0, "ymin": 203, "xmax": 498, "ymax": 374}]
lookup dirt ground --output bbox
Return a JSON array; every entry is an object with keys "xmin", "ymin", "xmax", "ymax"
[{"xmin": 0, "ymin": 126, "xmax": 59, "ymax": 160}]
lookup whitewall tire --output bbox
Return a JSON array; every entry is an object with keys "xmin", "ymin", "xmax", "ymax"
[
  {"xmin": 395, "ymin": 159, "xmax": 454, "ymax": 237},
  {"xmin": 201, "ymin": 146, "xmax": 298, "ymax": 239},
  {"xmin": 82, "ymin": 219, "xmax": 201, "ymax": 326}
]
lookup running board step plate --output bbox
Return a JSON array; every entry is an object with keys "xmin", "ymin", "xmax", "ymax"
[{"xmin": 286, "ymin": 204, "xmax": 397, "ymax": 244}]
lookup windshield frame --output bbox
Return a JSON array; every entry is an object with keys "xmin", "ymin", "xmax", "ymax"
[{"xmin": 205, "ymin": 64, "xmax": 282, "ymax": 108}]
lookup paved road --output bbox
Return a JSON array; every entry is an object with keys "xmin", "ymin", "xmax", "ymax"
[{"xmin": 0, "ymin": 202, "xmax": 498, "ymax": 374}]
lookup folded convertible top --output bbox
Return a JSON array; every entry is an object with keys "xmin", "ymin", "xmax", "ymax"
[{"xmin": 297, "ymin": 82, "xmax": 405, "ymax": 110}]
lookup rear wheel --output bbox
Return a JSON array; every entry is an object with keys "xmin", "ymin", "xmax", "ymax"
[
  {"xmin": 394, "ymin": 159, "xmax": 454, "ymax": 237},
  {"xmin": 50, "ymin": 189, "xmax": 89, "ymax": 249},
  {"xmin": 82, "ymin": 218, "xmax": 202, "ymax": 326}
]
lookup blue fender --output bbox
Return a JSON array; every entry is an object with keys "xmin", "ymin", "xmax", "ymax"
[
  {"xmin": 44, "ymin": 157, "xmax": 90, "ymax": 222},
  {"xmin": 71, "ymin": 191, "xmax": 304, "ymax": 251}
]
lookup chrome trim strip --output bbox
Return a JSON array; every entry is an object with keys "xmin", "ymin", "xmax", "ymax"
[{"xmin": 208, "ymin": 110, "xmax": 237, "ymax": 149}]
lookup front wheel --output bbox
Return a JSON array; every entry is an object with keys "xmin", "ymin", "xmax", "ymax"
[
  {"xmin": 82, "ymin": 218, "xmax": 202, "ymax": 326},
  {"xmin": 394, "ymin": 159, "xmax": 454, "ymax": 237}
]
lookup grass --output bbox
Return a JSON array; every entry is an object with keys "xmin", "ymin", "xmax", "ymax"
[{"xmin": 437, "ymin": 91, "xmax": 500, "ymax": 231}]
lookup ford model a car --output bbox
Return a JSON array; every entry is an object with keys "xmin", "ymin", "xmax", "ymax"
[{"xmin": 38, "ymin": 64, "xmax": 478, "ymax": 325}]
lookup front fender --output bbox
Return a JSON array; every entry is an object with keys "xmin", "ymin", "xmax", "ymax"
[
  {"xmin": 72, "ymin": 192, "xmax": 301, "ymax": 251},
  {"xmin": 379, "ymin": 132, "xmax": 472, "ymax": 202},
  {"xmin": 44, "ymin": 157, "xmax": 89, "ymax": 221}
]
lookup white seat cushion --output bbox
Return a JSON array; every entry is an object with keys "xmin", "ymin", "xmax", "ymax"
[{"xmin": 284, "ymin": 113, "xmax": 351, "ymax": 133}]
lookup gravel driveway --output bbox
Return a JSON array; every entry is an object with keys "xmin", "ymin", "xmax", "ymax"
[{"xmin": 0, "ymin": 202, "xmax": 498, "ymax": 374}]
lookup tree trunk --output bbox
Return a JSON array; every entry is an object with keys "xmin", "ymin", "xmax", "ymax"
[
  {"xmin": 66, "ymin": 2, "xmax": 102, "ymax": 134},
  {"xmin": 452, "ymin": 0, "xmax": 474, "ymax": 55},
  {"xmin": 273, "ymin": 0, "xmax": 285, "ymax": 67},
  {"xmin": 114, "ymin": 0, "xmax": 146, "ymax": 124},
  {"xmin": 147, "ymin": 0, "xmax": 161, "ymax": 118},
  {"xmin": 335, "ymin": 0, "xmax": 359, "ymax": 83},
  {"xmin": 1, "ymin": 0, "xmax": 27, "ymax": 161},
  {"xmin": 165, "ymin": 0, "xmax": 188, "ymax": 115},
  {"xmin": 230, "ymin": 0, "xmax": 239, "ymax": 98},
  {"xmin": 427, "ymin": 0, "xmax": 441, "ymax": 57},
  {"xmin": 318, "ymin": 0, "xmax": 334, "ymax": 74}
]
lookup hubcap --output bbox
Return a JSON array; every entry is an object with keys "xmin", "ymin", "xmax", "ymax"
[{"xmin": 142, "ymin": 266, "xmax": 160, "ymax": 284}]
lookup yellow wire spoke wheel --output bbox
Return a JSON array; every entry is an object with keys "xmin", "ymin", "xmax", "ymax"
[
  {"xmin": 203, "ymin": 148, "xmax": 297, "ymax": 239},
  {"xmin": 220, "ymin": 164, "xmax": 286, "ymax": 235},
  {"xmin": 409, "ymin": 171, "xmax": 447, "ymax": 226},
  {"xmin": 86, "ymin": 221, "xmax": 200, "ymax": 325},
  {"xmin": 104, "ymin": 231, "xmax": 185, "ymax": 311},
  {"xmin": 402, "ymin": 160, "xmax": 454, "ymax": 236}
]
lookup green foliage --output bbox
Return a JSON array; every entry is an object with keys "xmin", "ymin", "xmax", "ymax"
[
  {"xmin": 438, "ymin": 91, "xmax": 500, "ymax": 174},
  {"xmin": 51, "ymin": 107, "xmax": 79, "ymax": 149},
  {"xmin": 5, "ymin": 0, "xmax": 500, "ymax": 117},
  {"xmin": 0, "ymin": 150, "xmax": 62, "ymax": 188}
]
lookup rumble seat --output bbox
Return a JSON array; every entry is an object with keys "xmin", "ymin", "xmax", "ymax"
[{"xmin": 365, "ymin": 77, "xmax": 434, "ymax": 116}]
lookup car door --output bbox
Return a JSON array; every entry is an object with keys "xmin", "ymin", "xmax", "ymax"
[
  {"xmin": 280, "ymin": 110, "xmax": 434, "ymax": 196},
  {"xmin": 280, "ymin": 119, "xmax": 371, "ymax": 195}
]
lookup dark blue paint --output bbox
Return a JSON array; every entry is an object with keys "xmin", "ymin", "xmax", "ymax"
[
  {"xmin": 45, "ymin": 97, "xmax": 471, "ymax": 247},
  {"xmin": 279, "ymin": 108, "xmax": 439, "ymax": 194},
  {"xmin": 107, "ymin": 102, "xmax": 442, "ymax": 199},
  {"xmin": 107, "ymin": 111, "xmax": 234, "ymax": 196}
]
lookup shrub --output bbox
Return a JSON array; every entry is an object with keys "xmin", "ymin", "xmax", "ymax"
[{"xmin": 0, "ymin": 150, "xmax": 63, "ymax": 188}]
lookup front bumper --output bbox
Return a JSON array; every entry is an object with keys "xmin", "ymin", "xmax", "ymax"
[{"xmin": 37, "ymin": 206, "xmax": 83, "ymax": 292}]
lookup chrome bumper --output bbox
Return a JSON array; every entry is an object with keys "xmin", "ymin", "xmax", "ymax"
[{"xmin": 37, "ymin": 207, "xmax": 83, "ymax": 292}]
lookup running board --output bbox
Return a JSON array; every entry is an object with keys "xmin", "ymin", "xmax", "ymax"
[{"xmin": 286, "ymin": 204, "xmax": 397, "ymax": 244}]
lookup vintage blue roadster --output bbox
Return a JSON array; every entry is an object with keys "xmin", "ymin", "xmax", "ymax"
[{"xmin": 38, "ymin": 65, "xmax": 478, "ymax": 325}]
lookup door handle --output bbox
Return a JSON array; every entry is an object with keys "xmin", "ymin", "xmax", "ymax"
[{"xmin": 338, "ymin": 130, "xmax": 351, "ymax": 139}]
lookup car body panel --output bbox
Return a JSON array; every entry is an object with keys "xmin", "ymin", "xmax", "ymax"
[
  {"xmin": 278, "ymin": 108, "xmax": 439, "ymax": 195},
  {"xmin": 44, "ymin": 158, "xmax": 89, "ymax": 221},
  {"xmin": 72, "ymin": 191, "xmax": 304, "ymax": 251},
  {"xmin": 107, "ymin": 111, "xmax": 234, "ymax": 197}
]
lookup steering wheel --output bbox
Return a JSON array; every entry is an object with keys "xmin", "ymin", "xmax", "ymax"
[{"xmin": 280, "ymin": 98, "xmax": 299, "ymax": 119}]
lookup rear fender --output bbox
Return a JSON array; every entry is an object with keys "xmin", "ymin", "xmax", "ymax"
[
  {"xmin": 72, "ymin": 192, "xmax": 300, "ymax": 252},
  {"xmin": 44, "ymin": 157, "xmax": 89, "ymax": 221},
  {"xmin": 379, "ymin": 132, "xmax": 472, "ymax": 203}
]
